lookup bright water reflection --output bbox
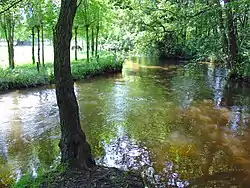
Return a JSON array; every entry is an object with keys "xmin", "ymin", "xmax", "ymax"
[{"xmin": 1, "ymin": 57, "xmax": 250, "ymax": 187}]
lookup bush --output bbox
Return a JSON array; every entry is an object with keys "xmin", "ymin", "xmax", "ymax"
[
  {"xmin": 229, "ymin": 55, "xmax": 250, "ymax": 81},
  {"xmin": 0, "ymin": 54, "xmax": 123, "ymax": 92},
  {"xmin": 12, "ymin": 164, "xmax": 66, "ymax": 188}
]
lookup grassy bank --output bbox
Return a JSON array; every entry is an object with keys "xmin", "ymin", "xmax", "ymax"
[{"xmin": 0, "ymin": 54, "xmax": 123, "ymax": 92}]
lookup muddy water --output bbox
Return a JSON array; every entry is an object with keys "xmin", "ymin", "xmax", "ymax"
[{"xmin": 1, "ymin": 57, "xmax": 250, "ymax": 187}]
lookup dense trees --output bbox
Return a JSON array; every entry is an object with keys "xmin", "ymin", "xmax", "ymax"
[
  {"xmin": 0, "ymin": 0, "xmax": 249, "ymax": 170},
  {"xmin": 0, "ymin": 0, "xmax": 249, "ymax": 69}
]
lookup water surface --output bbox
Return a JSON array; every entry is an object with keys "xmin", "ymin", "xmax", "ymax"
[{"xmin": 1, "ymin": 57, "xmax": 250, "ymax": 187}]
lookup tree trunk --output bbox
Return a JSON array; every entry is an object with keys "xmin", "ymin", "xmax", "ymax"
[
  {"xmin": 86, "ymin": 25, "xmax": 90, "ymax": 63},
  {"xmin": 4, "ymin": 14, "xmax": 15, "ymax": 69},
  {"xmin": 37, "ymin": 25, "xmax": 41, "ymax": 67},
  {"xmin": 216, "ymin": 0, "xmax": 228, "ymax": 55},
  {"xmin": 53, "ymin": 0, "xmax": 95, "ymax": 169},
  {"xmin": 91, "ymin": 27, "xmax": 94, "ymax": 56},
  {"xmin": 95, "ymin": 25, "xmax": 99, "ymax": 58},
  {"xmin": 95, "ymin": 8, "xmax": 99, "ymax": 58},
  {"xmin": 41, "ymin": 23, "xmax": 45, "ymax": 66},
  {"xmin": 32, "ymin": 27, "xmax": 35, "ymax": 65},
  {"xmin": 9, "ymin": 17, "xmax": 14, "ymax": 69},
  {"xmin": 224, "ymin": 0, "xmax": 238, "ymax": 66},
  {"xmin": 74, "ymin": 26, "xmax": 78, "ymax": 61}
]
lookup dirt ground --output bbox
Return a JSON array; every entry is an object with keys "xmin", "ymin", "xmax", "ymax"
[{"xmin": 41, "ymin": 166, "xmax": 149, "ymax": 188}]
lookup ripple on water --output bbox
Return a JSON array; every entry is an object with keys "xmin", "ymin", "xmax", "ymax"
[{"xmin": 1, "ymin": 60, "xmax": 250, "ymax": 187}]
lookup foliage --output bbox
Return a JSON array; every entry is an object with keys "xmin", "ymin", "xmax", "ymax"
[
  {"xmin": 12, "ymin": 164, "xmax": 66, "ymax": 188},
  {"xmin": 229, "ymin": 55, "xmax": 250, "ymax": 80},
  {"xmin": 0, "ymin": 0, "xmax": 249, "ymax": 79},
  {"xmin": 71, "ymin": 54, "xmax": 123, "ymax": 80},
  {"xmin": 0, "ymin": 54, "xmax": 123, "ymax": 92}
]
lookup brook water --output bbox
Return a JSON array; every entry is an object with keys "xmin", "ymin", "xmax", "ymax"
[{"xmin": 1, "ymin": 57, "xmax": 250, "ymax": 187}]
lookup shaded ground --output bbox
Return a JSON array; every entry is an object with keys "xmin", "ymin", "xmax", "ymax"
[{"xmin": 41, "ymin": 166, "xmax": 148, "ymax": 188}]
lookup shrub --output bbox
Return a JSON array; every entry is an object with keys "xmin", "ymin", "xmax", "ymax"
[{"xmin": 0, "ymin": 54, "xmax": 123, "ymax": 92}]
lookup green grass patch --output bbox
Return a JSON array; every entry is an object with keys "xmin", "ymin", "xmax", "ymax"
[
  {"xmin": 0, "ymin": 54, "xmax": 123, "ymax": 92},
  {"xmin": 12, "ymin": 164, "xmax": 66, "ymax": 188}
]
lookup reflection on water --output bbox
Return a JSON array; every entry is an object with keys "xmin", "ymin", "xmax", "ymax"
[{"xmin": 1, "ymin": 57, "xmax": 250, "ymax": 187}]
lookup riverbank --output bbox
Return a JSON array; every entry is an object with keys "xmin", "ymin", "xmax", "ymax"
[
  {"xmin": 192, "ymin": 55, "xmax": 250, "ymax": 84},
  {"xmin": 228, "ymin": 61, "xmax": 250, "ymax": 83},
  {"xmin": 0, "ymin": 54, "xmax": 123, "ymax": 92},
  {"xmin": 12, "ymin": 165, "xmax": 147, "ymax": 188}
]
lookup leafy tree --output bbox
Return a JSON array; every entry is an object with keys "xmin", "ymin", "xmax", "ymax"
[{"xmin": 0, "ymin": 1, "xmax": 23, "ymax": 69}]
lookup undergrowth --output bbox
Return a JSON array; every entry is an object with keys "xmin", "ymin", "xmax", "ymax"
[
  {"xmin": 0, "ymin": 54, "xmax": 123, "ymax": 92},
  {"xmin": 12, "ymin": 164, "xmax": 66, "ymax": 188}
]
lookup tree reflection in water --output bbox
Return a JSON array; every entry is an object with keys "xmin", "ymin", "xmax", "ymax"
[
  {"xmin": 1, "ymin": 59, "xmax": 250, "ymax": 187},
  {"xmin": 150, "ymin": 100, "xmax": 250, "ymax": 187}
]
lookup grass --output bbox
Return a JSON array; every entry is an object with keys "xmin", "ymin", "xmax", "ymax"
[
  {"xmin": 12, "ymin": 164, "xmax": 66, "ymax": 188},
  {"xmin": 0, "ymin": 54, "xmax": 123, "ymax": 92}
]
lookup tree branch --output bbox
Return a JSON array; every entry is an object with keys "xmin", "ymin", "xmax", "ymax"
[{"xmin": 0, "ymin": 0, "xmax": 23, "ymax": 15}]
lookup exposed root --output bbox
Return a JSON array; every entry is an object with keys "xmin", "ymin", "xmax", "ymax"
[{"xmin": 42, "ymin": 165, "xmax": 146, "ymax": 188}]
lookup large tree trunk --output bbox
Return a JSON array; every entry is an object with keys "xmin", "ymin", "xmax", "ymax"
[
  {"xmin": 41, "ymin": 23, "xmax": 45, "ymax": 66},
  {"xmin": 32, "ymin": 27, "xmax": 35, "ymax": 65},
  {"xmin": 54, "ymin": 0, "xmax": 95, "ymax": 169},
  {"xmin": 74, "ymin": 26, "xmax": 78, "ymax": 61}
]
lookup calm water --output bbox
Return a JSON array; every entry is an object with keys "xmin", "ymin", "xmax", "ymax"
[{"xmin": 1, "ymin": 57, "xmax": 250, "ymax": 187}]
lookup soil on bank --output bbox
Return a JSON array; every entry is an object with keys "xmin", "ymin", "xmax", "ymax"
[{"xmin": 41, "ymin": 166, "xmax": 149, "ymax": 188}]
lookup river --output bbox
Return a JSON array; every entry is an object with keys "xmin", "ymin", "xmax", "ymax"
[{"xmin": 1, "ymin": 57, "xmax": 250, "ymax": 187}]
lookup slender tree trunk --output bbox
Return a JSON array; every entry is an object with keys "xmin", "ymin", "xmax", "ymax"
[
  {"xmin": 41, "ymin": 23, "xmax": 45, "ymax": 66},
  {"xmin": 95, "ymin": 25, "xmax": 99, "ymax": 58},
  {"xmin": 6, "ymin": 39, "xmax": 14, "ymax": 69},
  {"xmin": 4, "ymin": 14, "xmax": 15, "ymax": 69},
  {"xmin": 32, "ymin": 27, "xmax": 35, "ymax": 65},
  {"xmin": 224, "ymin": 0, "xmax": 238, "ymax": 66},
  {"xmin": 54, "ymin": 0, "xmax": 95, "ymax": 169},
  {"xmin": 37, "ymin": 25, "xmax": 41, "ymax": 67},
  {"xmin": 91, "ymin": 27, "xmax": 94, "ymax": 56},
  {"xmin": 74, "ymin": 26, "xmax": 78, "ymax": 61},
  {"xmin": 217, "ymin": 1, "xmax": 228, "ymax": 54},
  {"xmin": 10, "ymin": 17, "xmax": 14, "ymax": 69},
  {"xmin": 95, "ymin": 8, "xmax": 99, "ymax": 58},
  {"xmin": 86, "ymin": 25, "xmax": 89, "ymax": 63}
]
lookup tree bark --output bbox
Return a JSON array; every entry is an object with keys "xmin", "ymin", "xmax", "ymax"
[
  {"xmin": 41, "ymin": 23, "xmax": 45, "ymax": 66},
  {"xmin": 95, "ymin": 25, "xmax": 99, "ymax": 58},
  {"xmin": 53, "ymin": 0, "xmax": 95, "ymax": 169},
  {"xmin": 224, "ymin": 0, "xmax": 238, "ymax": 66},
  {"xmin": 4, "ymin": 14, "xmax": 15, "ymax": 69},
  {"xmin": 37, "ymin": 25, "xmax": 41, "ymax": 67},
  {"xmin": 91, "ymin": 27, "xmax": 94, "ymax": 56},
  {"xmin": 10, "ymin": 16, "xmax": 14, "ymax": 69},
  {"xmin": 95, "ymin": 8, "xmax": 99, "ymax": 58},
  {"xmin": 74, "ymin": 26, "xmax": 78, "ymax": 61},
  {"xmin": 86, "ymin": 25, "xmax": 90, "ymax": 63},
  {"xmin": 32, "ymin": 27, "xmax": 35, "ymax": 65},
  {"xmin": 216, "ymin": 0, "xmax": 228, "ymax": 54}
]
